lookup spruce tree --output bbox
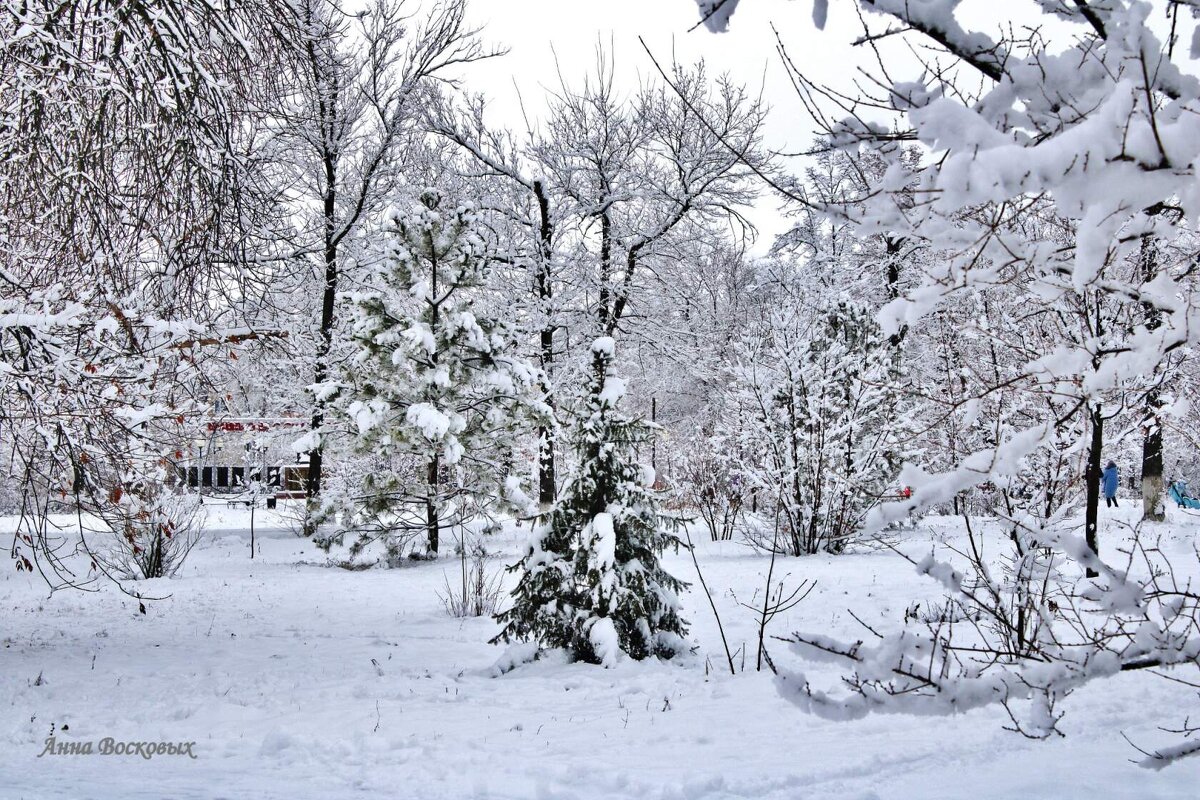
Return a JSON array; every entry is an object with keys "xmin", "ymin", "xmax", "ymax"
[
  {"xmin": 495, "ymin": 337, "xmax": 688, "ymax": 666},
  {"xmin": 327, "ymin": 189, "xmax": 542, "ymax": 559}
]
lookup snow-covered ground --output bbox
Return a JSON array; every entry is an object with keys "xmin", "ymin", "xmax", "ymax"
[{"xmin": 2, "ymin": 502, "xmax": 1198, "ymax": 799}]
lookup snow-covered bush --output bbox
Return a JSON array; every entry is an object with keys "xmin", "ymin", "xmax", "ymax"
[
  {"xmin": 0, "ymin": 0, "xmax": 297, "ymax": 586},
  {"xmin": 494, "ymin": 338, "xmax": 689, "ymax": 666},
  {"xmin": 676, "ymin": 425, "xmax": 747, "ymax": 541},
  {"xmin": 317, "ymin": 448, "xmax": 436, "ymax": 565},
  {"xmin": 779, "ymin": 525, "xmax": 1200, "ymax": 752},
  {"xmin": 724, "ymin": 298, "xmax": 899, "ymax": 555},
  {"xmin": 95, "ymin": 477, "xmax": 206, "ymax": 581},
  {"xmin": 438, "ymin": 539, "xmax": 505, "ymax": 618}
]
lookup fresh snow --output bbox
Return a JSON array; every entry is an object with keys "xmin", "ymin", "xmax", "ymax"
[
  {"xmin": 405, "ymin": 402, "xmax": 453, "ymax": 440},
  {"xmin": 592, "ymin": 512, "xmax": 616, "ymax": 570},
  {"xmin": 2, "ymin": 504, "xmax": 1197, "ymax": 798},
  {"xmin": 597, "ymin": 377, "xmax": 625, "ymax": 406},
  {"xmin": 590, "ymin": 336, "xmax": 615, "ymax": 357},
  {"xmin": 587, "ymin": 616, "xmax": 620, "ymax": 669}
]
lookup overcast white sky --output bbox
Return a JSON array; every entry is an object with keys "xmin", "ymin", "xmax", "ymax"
[
  {"xmin": 452, "ymin": 0, "xmax": 1091, "ymax": 252},
  {"xmin": 456, "ymin": 0, "xmax": 863, "ymax": 251},
  {"xmin": 461, "ymin": 0, "xmax": 839, "ymax": 136}
]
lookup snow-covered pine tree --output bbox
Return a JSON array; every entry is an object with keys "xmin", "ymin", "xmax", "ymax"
[
  {"xmin": 329, "ymin": 188, "xmax": 542, "ymax": 559},
  {"xmin": 494, "ymin": 337, "xmax": 688, "ymax": 666}
]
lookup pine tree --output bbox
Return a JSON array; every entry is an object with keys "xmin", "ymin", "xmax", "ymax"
[
  {"xmin": 327, "ymin": 189, "xmax": 542, "ymax": 559},
  {"xmin": 495, "ymin": 338, "xmax": 688, "ymax": 666}
]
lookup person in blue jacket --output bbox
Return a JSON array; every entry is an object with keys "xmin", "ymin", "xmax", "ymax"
[{"xmin": 1101, "ymin": 460, "xmax": 1119, "ymax": 508}]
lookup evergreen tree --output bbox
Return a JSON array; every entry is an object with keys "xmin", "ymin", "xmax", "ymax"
[
  {"xmin": 325, "ymin": 189, "xmax": 543, "ymax": 559},
  {"xmin": 495, "ymin": 338, "xmax": 689, "ymax": 666}
]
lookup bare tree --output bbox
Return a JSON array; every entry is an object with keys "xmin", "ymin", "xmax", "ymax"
[
  {"xmin": 694, "ymin": 0, "xmax": 1200, "ymax": 762},
  {"xmin": 0, "ymin": 0, "xmax": 298, "ymax": 586}
]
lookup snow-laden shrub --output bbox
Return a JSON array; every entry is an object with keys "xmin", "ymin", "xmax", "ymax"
[
  {"xmin": 708, "ymin": 0, "xmax": 1200, "ymax": 764},
  {"xmin": 723, "ymin": 299, "xmax": 901, "ymax": 555},
  {"xmin": 438, "ymin": 540, "xmax": 505, "ymax": 618},
  {"xmin": 96, "ymin": 483, "xmax": 205, "ymax": 580},
  {"xmin": 676, "ymin": 427, "xmax": 747, "ymax": 541}
]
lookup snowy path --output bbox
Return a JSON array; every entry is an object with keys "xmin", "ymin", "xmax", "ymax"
[{"xmin": 2, "ymin": 508, "xmax": 1197, "ymax": 798}]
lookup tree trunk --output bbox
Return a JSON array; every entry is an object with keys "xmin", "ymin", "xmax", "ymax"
[
  {"xmin": 426, "ymin": 454, "xmax": 440, "ymax": 555},
  {"xmin": 1140, "ymin": 234, "xmax": 1165, "ymax": 522},
  {"xmin": 1142, "ymin": 397, "xmax": 1165, "ymax": 522},
  {"xmin": 537, "ymin": 411, "xmax": 556, "ymax": 507},
  {"xmin": 533, "ymin": 181, "xmax": 556, "ymax": 507},
  {"xmin": 426, "ymin": 235, "xmax": 441, "ymax": 555},
  {"xmin": 598, "ymin": 211, "xmax": 613, "ymax": 333},
  {"xmin": 304, "ymin": 68, "xmax": 340, "ymax": 536},
  {"xmin": 884, "ymin": 235, "xmax": 908, "ymax": 349},
  {"xmin": 1084, "ymin": 404, "xmax": 1103, "ymax": 577},
  {"xmin": 303, "ymin": 188, "xmax": 337, "ymax": 534}
]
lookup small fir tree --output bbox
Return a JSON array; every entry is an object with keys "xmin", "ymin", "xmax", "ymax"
[
  {"xmin": 495, "ymin": 337, "xmax": 689, "ymax": 666},
  {"xmin": 326, "ymin": 189, "xmax": 543, "ymax": 559}
]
